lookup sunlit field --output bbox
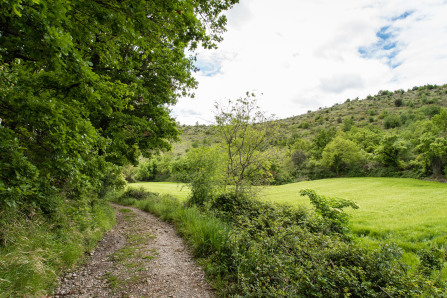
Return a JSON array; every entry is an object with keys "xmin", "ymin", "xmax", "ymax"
[
  {"xmin": 130, "ymin": 177, "xmax": 447, "ymax": 252},
  {"xmin": 130, "ymin": 182, "xmax": 190, "ymax": 200},
  {"xmin": 260, "ymin": 178, "xmax": 447, "ymax": 251}
]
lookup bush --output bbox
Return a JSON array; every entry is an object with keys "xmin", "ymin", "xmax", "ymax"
[
  {"xmin": 122, "ymin": 165, "xmax": 137, "ymax": 183},
  {"xmin": 208, "ymin": 191, "xmax": 443, "ymax": 296},
  {"xmin": 136, "ymin": 160, "xmax": 157, "ymax": 181},
  {"xmin": 422, "ymin": 105, "xmax": 441, "ymax": 118},
  {"xmin": 384, "ymin": 115, "xmax": 402, "ymax": 129},
  {"xmin": 121, "ymin": 187, "xmax": 159, "ymax": 201},
  {"xmin": 114, "ymin": 188, "xmax": 446, "ymax": 296},
  {"xmin": 394, "ymin": 98, "xmax": 403, "ymax": 107},
  {"xmin": 298, "ymin": 121, "xmax": 310, "ymax": 129},
  {"xmin": 300, "ymin": 189, "xmax": 358, "ymax": 235}
]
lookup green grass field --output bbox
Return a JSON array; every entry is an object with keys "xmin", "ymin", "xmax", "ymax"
[
  {"xmin": 130, "ymin": 182, "xmax": 190, "ymax": 200},
  {"xmin": 260, "ymin": 178, "xmax": 447, "ymax": 251},
  {"xmin": 130, "ymin": 178, "xmax": 447, "ymax": 252}
]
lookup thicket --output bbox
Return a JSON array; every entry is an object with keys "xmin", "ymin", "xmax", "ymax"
[{"xmin": 114, "ymin": 188, "xmax": 447, "ymax": 297}]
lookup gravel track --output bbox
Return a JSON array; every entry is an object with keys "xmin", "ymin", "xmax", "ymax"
[{"xmin": 53, "ymin": 203, "xmax": 214, "ymax": 298}]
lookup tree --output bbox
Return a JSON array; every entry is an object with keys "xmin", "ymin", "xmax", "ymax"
[
  {"xmin": 321, "ymin": 133, "xmax": 363, "ymax": 176},
  {"xmin": 311, "ymin": 127, "xmax": 336, "ymax": 159},
  {"xmin": 375, "ymin": 135, "xmax": 409, "ymax": 171},
  {"xmin": 183, "ymin": 146, "xmax": 226, "ymax": 206},
  {"xmin": 0, "ymin": 0, "xmax": 238, "ymax": 212},
  {"xmin": 416, "ymin": 108, "xmax": 447, "ymax": 179},
  {"xmin": 214, "ymin": 94, "xmax": 277, "ymax": 195}
]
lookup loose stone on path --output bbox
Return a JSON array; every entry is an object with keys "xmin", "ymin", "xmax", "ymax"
[{"xmin": 53, "ymin": 204, "xmax": 214, "ymax": 298}]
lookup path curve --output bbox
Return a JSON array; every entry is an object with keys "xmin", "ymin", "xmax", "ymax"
[{"xmin": 53, "ymin": 204, "xmax": 214, "ymax": 297}]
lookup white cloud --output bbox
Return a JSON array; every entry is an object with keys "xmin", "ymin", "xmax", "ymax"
[{"xmin": 172, "ymin": 0, "xmax": 447, "ymax": 125}]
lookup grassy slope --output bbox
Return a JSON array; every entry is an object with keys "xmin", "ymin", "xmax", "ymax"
[{"xmin": 132, "ymin": 178, "xmax": 447, "ymax": 252}]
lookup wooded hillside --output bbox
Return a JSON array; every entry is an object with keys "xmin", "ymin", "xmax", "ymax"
[{"xmin": 132, "ymin": 84, "xmax": 447, "ymax": 184}]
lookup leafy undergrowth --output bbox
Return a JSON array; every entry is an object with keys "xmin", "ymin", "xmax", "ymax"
[
  {"xmin": 0, "ymin": 202, "xmax": 115, "ymax": 296},
  {"xmin": 114, "ymin": 187, "xmax": 447, "ymax": 297}
]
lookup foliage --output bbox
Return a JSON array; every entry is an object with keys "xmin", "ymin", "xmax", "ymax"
[
  {"xmin": 0, "ymin": 0, "xmax": 237, "ymax": 294},
  {"xmin": 122, "ymin": 165, "xmax": 137, "ymax": 183},
  {"xmin": 136, "ymin": 159, "xmax": 158, "ymax": 182},
  {"xmin": 120, "ymin": 187, "xmax": 159, "ymax": 201},
  {"xmin": 384, "ymin": 115, "xmax": 402, "ymax": 129},
  {"xmin": 374, "ymin": 135, "xmax": 409, "ymax": 171},
  {"xmin": 311, "ymin": 127, "xmax": 337, "ymax": 159},
  {"xmin": 321, "ymin": 133, "xmax": 364, "ymax": 176},
  {"xmin": 214, "ymin": 93, "xmax": 278, "ymax": 195},
  {"xmin": 300, "ymin": 189, "xmax": 359, "ymax": 235},
  {"xmin": 115, "ymin": 187, "xmax": 446, "ymax": 296},
  {"xmin": 183, "ymin": 146, "xmax": 226, "ymax": 205},
  {"xmin": 416, "ymin": 108, "xmax": 447, "ymax": 178},
  {"xmin": 0, "ymin": 0, "xmax": 238, "ymax": 214},
  {"xmin": 172, "ymin": 84, "xmax": 447, "ymax": 183}
]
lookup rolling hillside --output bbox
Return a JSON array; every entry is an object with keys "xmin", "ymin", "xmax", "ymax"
[{"xmin": 175, "ymin": 84, "xmax": 447, "ymax": 155}]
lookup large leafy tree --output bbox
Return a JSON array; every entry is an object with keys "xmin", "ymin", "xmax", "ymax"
[
  {"xmin": 416, "ymin": 108, "xmax": 447, "ymax": 179},
  {"xmin": 0, "ymin": 0, "xmax": 237, "ymax": 211},
  {"xmin": 321, "ymin": 133, "xmax": 363, "ymax": 176}
]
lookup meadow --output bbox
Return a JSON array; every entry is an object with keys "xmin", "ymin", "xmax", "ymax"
[{"xmin": 131, "ymin": 177, "xmax": 447, "ymax": 253}]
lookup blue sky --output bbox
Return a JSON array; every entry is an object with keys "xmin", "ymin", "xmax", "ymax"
[{"xmin": 172, "ymin": 0, "xmax": 447, "ymax": 125}]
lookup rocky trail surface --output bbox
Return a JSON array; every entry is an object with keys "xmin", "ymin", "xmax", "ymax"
[{"xmin": 53, "ymin": 204, "xmax": 214, "ymax": 297}]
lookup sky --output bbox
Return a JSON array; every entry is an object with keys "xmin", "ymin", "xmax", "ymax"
[{"xmin": 171, "ymin": 0, "xmax": 447, "ymax": 125}]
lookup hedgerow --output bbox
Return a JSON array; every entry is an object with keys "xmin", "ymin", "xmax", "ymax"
[{"xmin": 115, "ymin": 188, "xmax": 446, "ymax": 297}]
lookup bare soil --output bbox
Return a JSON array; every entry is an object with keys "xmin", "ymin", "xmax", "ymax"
[{"xmin": 53, "ymin": 204, "xmax": 214, "ymax": 297}]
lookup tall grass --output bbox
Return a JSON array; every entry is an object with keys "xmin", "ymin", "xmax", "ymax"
[
  {"xmin": 0, "ymin": 203, "xmax": 115, "ymax": 296},
  {"xmin": 112, "ymin": 189, "xmax": 231, "ymax": 260}
]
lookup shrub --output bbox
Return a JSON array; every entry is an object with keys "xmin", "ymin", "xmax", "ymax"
[
  {"xmin": 394, "ymin": 98, "xmax": 403, "ymax": 107},
  {"xmin": 122, "ymin": 165, "xmax": 137, "ymax": 183},
  {"xmin": 298, "ymin": 121, "xmax": 310, "ymax": 129},
  {"xmin": 136, "ymin": 160, "xmax": 157, "ymax": 181},
  {"xmin": 300, "ymin": 189, "xmax": 359, "ymax": 235},
  {"xmin": 423, "ymin": 105, "xmax": 441, "ymax": 118},
  {"xmin": 384, "ymin": 115, "xmax": 402, "ymax": 129},
  {"xmin": 121, "ymin": 187, "xmax": 159, "ymax": 201},
  {"xmin": 115, "ymin": 188, "xmax": 446, "ymax": 296}
]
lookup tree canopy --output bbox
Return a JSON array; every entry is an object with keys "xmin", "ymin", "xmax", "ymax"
[{"xmin": 0, "ymin": 0, "xmax": 238, "ymax": 212}]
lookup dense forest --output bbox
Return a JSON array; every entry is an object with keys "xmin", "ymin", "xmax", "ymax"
[{"xmin": 130, "ymin": 84, "xmax": 447, "ymax": 185}]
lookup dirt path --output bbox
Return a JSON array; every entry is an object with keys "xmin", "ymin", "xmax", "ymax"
[{"xmin": 53, "ymin": 204, "xmax": 214, "ymax": 297}]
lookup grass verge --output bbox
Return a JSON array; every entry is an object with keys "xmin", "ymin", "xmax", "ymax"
[{"xmin": 0, "ymin": 202, "xmax": 115, "ymax": 296}]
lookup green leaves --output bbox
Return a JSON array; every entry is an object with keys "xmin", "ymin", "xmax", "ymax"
[
  {"xmin": 321, "ymin": 133, "xmax": 363, "ymax": 176},
  {"xmin": 300, "ymin": 189, "xmax": 359, "ymax": 235},
  {"xmin": 1, "ymin": 0, "xmax": 238, "ymax": 214},
  {"xmin": 215, "ymin": 94, "xmax": 277, "ymax": 195}
]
